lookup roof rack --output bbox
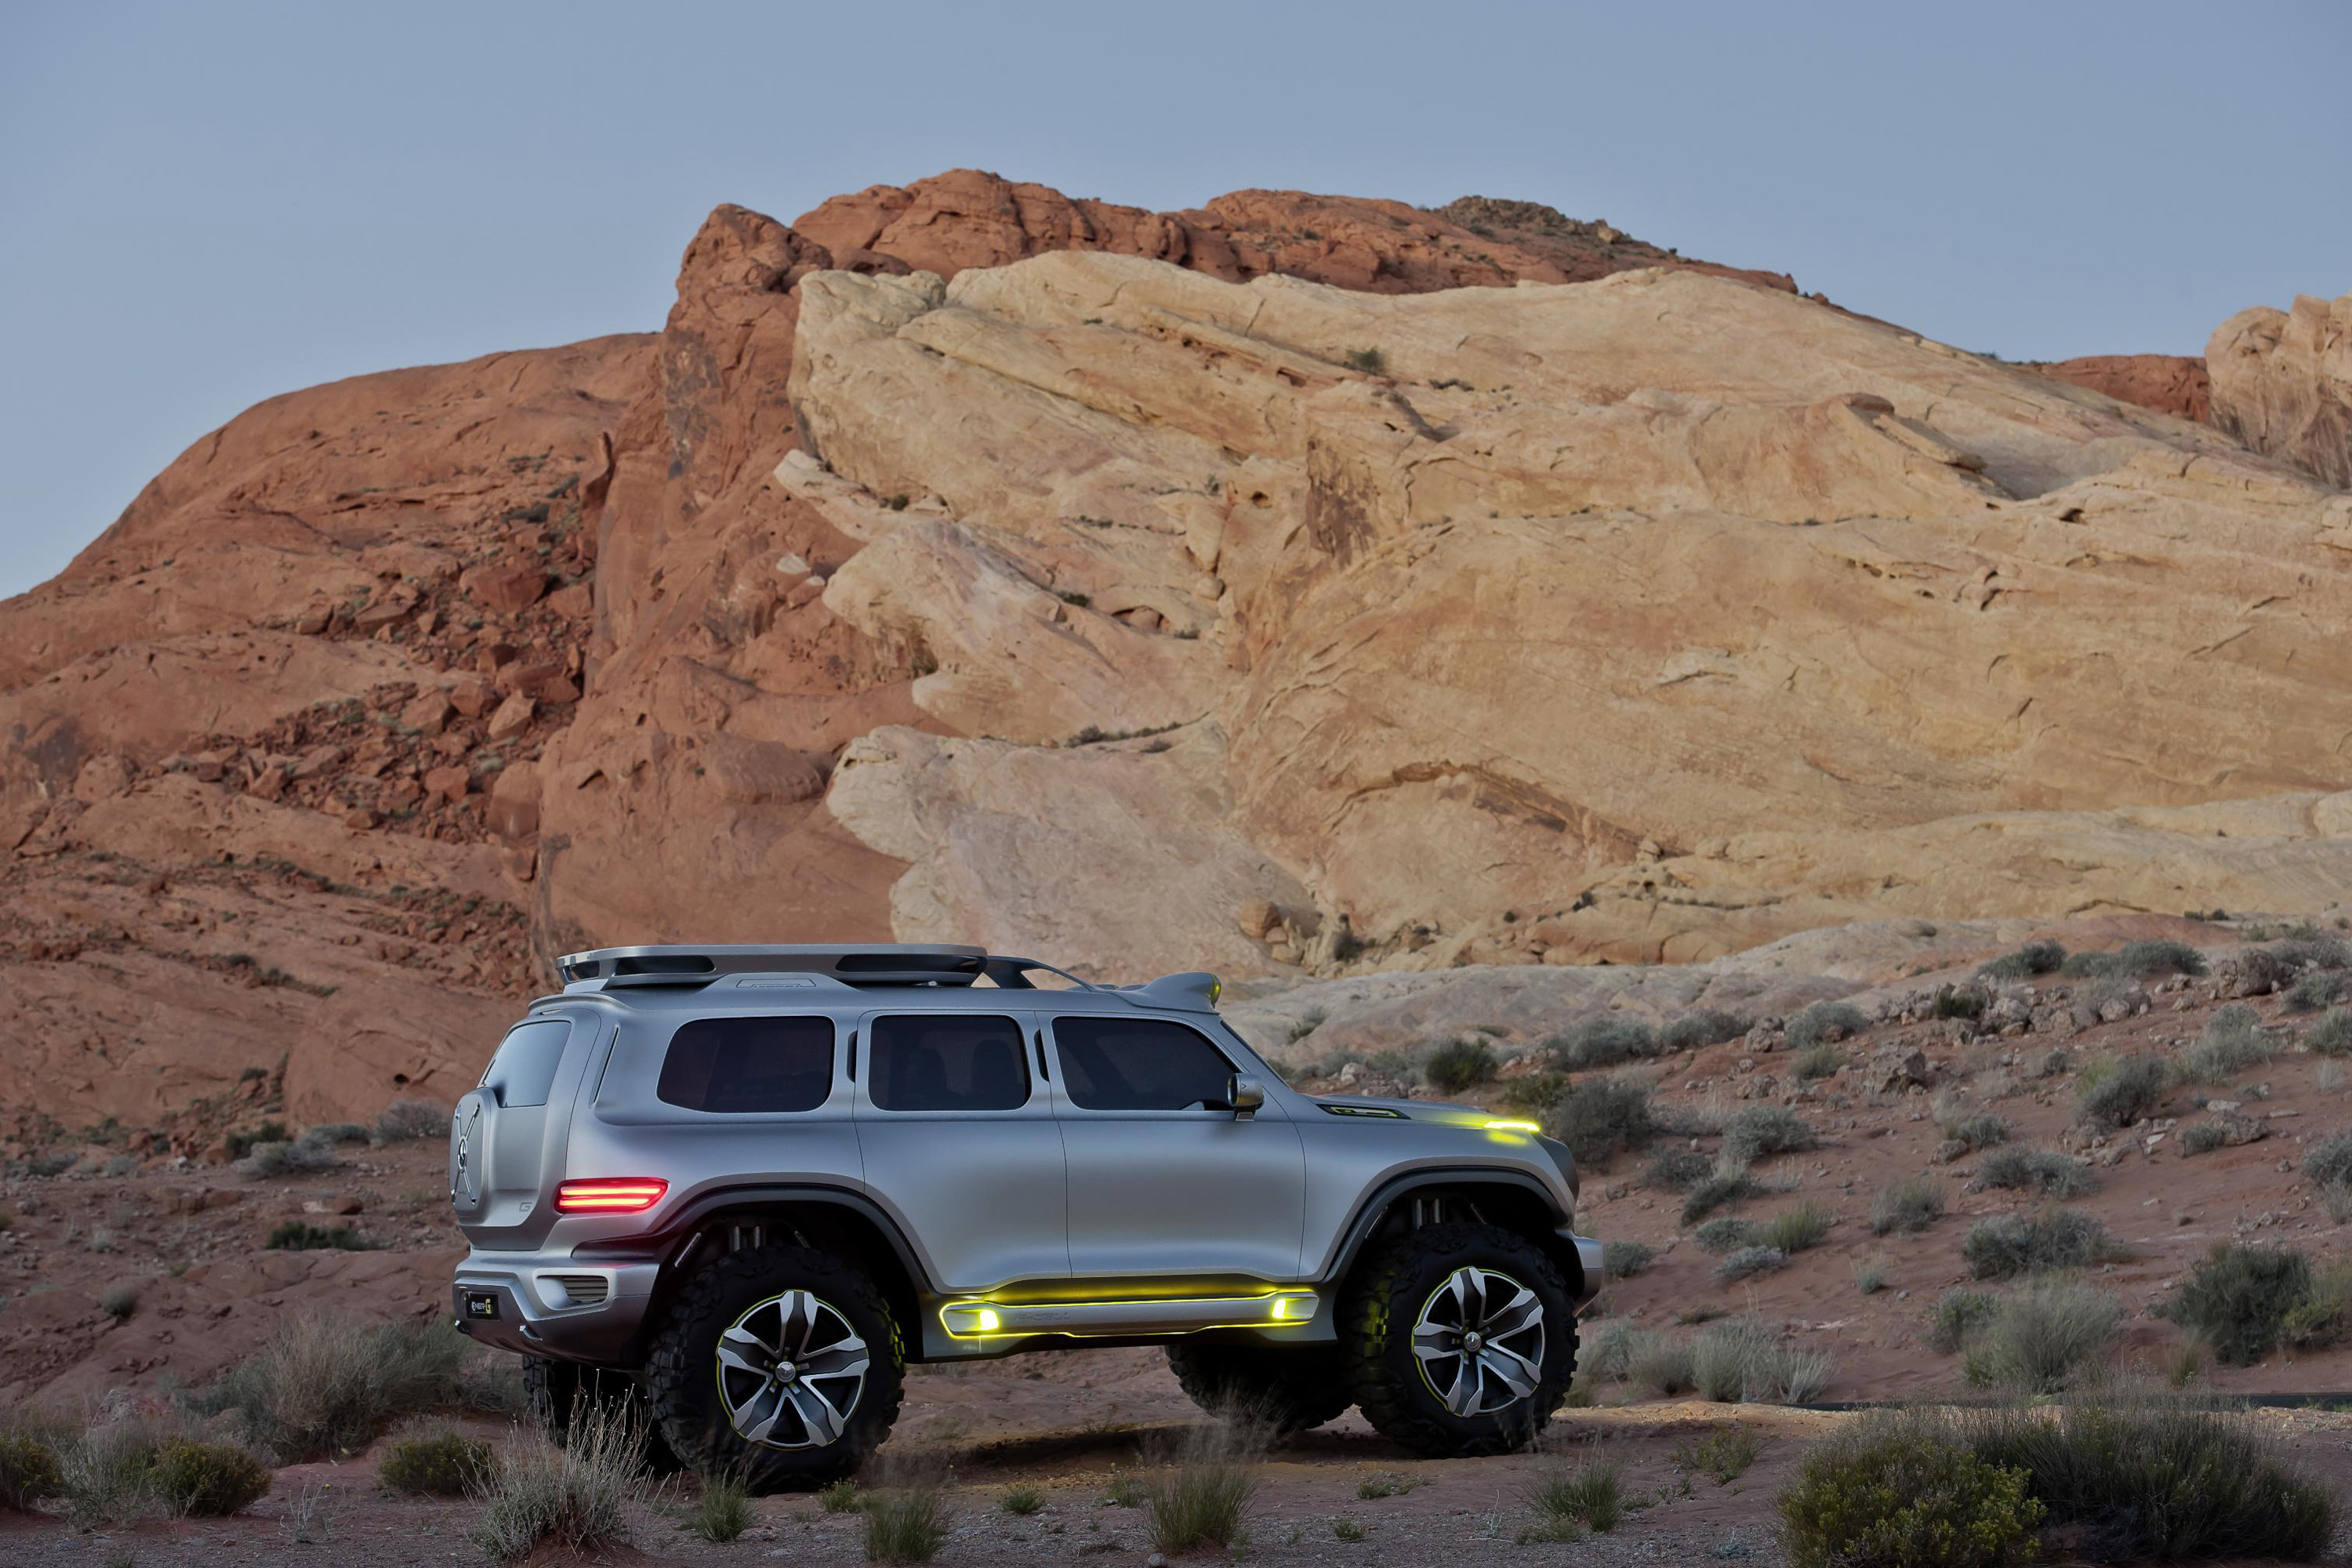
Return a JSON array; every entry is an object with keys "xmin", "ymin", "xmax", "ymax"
[{"xmin": 555, "ymin": 944, "xmax": 1105, "ymax": 993}]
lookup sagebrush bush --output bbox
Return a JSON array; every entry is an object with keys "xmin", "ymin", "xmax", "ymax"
[
  {"xmin": 1719, "ymin": 1105, "xmax": 1818, "ymax": 1165},
  {"xmin": 1644, "ymin": 1145, "xmax": 1713, "ymax": 1191},
  {"xmin": 2285, "ymin": 971, "xmax": 2342, "ymax": 1013},
  {"xmin": 373, "ymin": 1100, "xmax": 448, "ymax": 1142},
  {"xmin": 470, "ymin": 1407, "xmax": 644, "ymax": 1563},
  {"xmin": 2281, "ymin": 1262, "xmax": 2351, "ymax": 1351},
  {"xmin": 1550, "ymin": 1016, "xmax": 1658, "ymax": 1071},
  {"xmin": 2063, "ymin": 940, "xmax": 2205, "ymax": 978},
  {"xmin": 1791, "ymin": 1044, "xmax": 1845, "ymax": 1082},
  {"xmin": 151, "ymin": 1439, "xmax": 273, "ymax": 1517},
  {"xmin": 1762, "ymin": 1200, "xmax": 1833, "ymax": 1254},
  {"xmin": 1661, "ymin": 1009, "xmax": 1751, "ymax": 1053},
  {"xmin": 1960, "ymin": 1279, "xmax": 2122, "ymax": 1393},
  {"xmin": 1541, "ymin": 1076, "xmax": 1657, "ymax": 1167},
  {"xmin": 1940, "ymin": 1112, "xmax": 2010, "ymax": 1152},
  {"xmin": 1777, "ymin": 1411, "xmax": 2042, "ymax": 1568},
  {"xmin": 1962, "ymin": 1209, "xmax": 2122, "ymax": 1280},
  {"xmin": 241, "ymin": 1134, "xmax": 340, "ymax": 1179},
  {"xmin": 1627, "ymin": 1330, "xmax": 1698, "ymax": 1396},
  {"xmin": 1869, "ymin": 1174, "xmax": 1945, "ymax": 1236},
  {"xmin": 1694, "ymin": 1216, "xmax": 1762, "ymax": 1253},
  {"xmin": 2307, "ymin": 1007, "xmax": 2352, "ymax": 1056},
  {"xmin": 1929, "ymin": 1289, "xmax": 2002, "ymax": 1354},
  {"xmin": 1977, "ymin": 940, "xmax": 2065, "ymax": 982},
  {"xmin": 265, "ymin": 1221, "xmax": 380, "ymax": 1251},
  {"xmin": 1785, "ymin": 1000, "xmax": 1869, "ymax": 1053},
  {"xmin": 1682, "ymin": 1166, "xmax": 1766, "ymax": 1225},
  {"xmin": 2163, "ymin": 1243, "xmax": 2313, "ymax": 1366},
  {"xmin": 2177, "ymin": 1003, "xmax": 2278, "ymax": 1084},
  {"xmin": 2303, "ymin": 1131, "xmax": 2352, "ymax": 1189},
  {"xmin": 1958, "ymin": 1398, "xmax": 2336, "ymax": 1563},
  {"xmin": 59, "ymin": 1417, "xmax": 168, "ymax": 1528},
  {"xmin": 2074, "ymin": 1054, "xmax": 2166, "ymax": 1127},
  {"xmin": 379, "ymin": 1428, "xmax": 494, "ymax": 1496},
  {"xmin": 1692, "ymin": 1318, "xmax": 1829, "ymax": 1404},
  {"xmin": 1602, "ymin": 1239, "xmax": 1655, "ymax": 1278},
  {"xmin": 1713, "ymin": 1245, "xmax": 1788, "ymax": 1283},
  {"xmin": 1424, "ymin": 1037, "xmax": 1497, "ymax": 1095},
  {"xmin": 198, "ymin": 1313, "xmax": 469, "ymax": 1462},
  {"xmin": 1976, "ymin": 1145, "xmax": 2095, "ymax": 1198}
]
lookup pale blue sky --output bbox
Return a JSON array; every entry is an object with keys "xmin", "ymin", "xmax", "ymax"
[{"xmin": 2, "ymin": 0, "xmax": 2346, "ymax": 599}]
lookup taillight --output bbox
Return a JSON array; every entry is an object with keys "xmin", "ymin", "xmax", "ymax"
[{"xmin": 554, "ymin": 1178, "xmax": 668, "ymax": 1214}]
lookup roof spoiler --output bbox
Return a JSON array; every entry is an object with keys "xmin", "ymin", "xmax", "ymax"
[{"xmin": 1118, "ymin": 971, "xmax": 1223, "ymax": 1012}]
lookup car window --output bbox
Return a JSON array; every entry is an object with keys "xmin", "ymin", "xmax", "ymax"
[
  {"xmin": 1054, "ymin": 1017, "xmax": 1235, "ymax": 1111},
  {"xmin": 481, "ymin": 1019, "xmax": 573, "ymax": 1108},
  {"xmin": 869, "ymin": 1014, "xmax": 1030, "ymax": 1112},
  {"xmin": 657, "ymin": 1016, "xmax": 835, "ymax": 1113}
]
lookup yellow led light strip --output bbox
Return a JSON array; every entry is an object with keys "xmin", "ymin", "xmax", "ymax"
[
  {"xmin": 938, "ymin": 1290, "xmax": 1319, "ymax": 1339},
  {"xmin": 1482, "ymin": 1119, "xmax": 1543, "ymax": 1134}
]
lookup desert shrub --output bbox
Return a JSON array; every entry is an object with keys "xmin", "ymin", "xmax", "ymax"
[
  {"xmin": 2163, "ymin": 1243, "xmax": 2311, "ymax": 1366},
  {"xmin": 1959, "ymin": 1279, "xmax": 2122, "ymax": 1393},
  {"xmin": 1778, "ymin": 1410, "xmax": 2042, "ymax": 1568},
  {"xmin": 1602, "ymin": 1239, "xmax": 1655, "ymax": 1278},
  {"xmin": 379, "ymin": 1428, "xmax": 494, "ymax": 1496},
  {"xmin": 1762, "ymin": 1200, "xmax": 1833, "ymax": 1254},
  {"xmin": 470, "ymin": 1408, "xmax": 644, "ymax": 1563},
  {"xmin": 1714, "ymin": 1245, "xmax": 1788, "ymax": 1283},
  {"xmin": 2303, "ymin": 1131, "xmax": 2352, "ymax": 1189},
  {"xmin": 223, "ymin": 1121, "xmax": 289, "ymax": 1160},
  {"xmin": 2306, "ymin": 1007, "xmax": 2352, "ymax": 1055},
  {"xmin": 1343, "ymin": 346, "xmax": 1387, "ymax": 374},
  {"xmin": 1541, "ymin": 1076, "xmax": 1657, "ymax": 1167},
  {"xmin": 1695, "ymin": 1217, "xmax": 1763, "ymax": 1253},
  {"xmin": 692, "ymin": 1471, "xmax": 753, "ymax": 1543},
  {"xmin": 1959, "ymin": 1397, "xmax": 2337, "ymax": 1563},
  {"xmin": 1000, "ymin": 1484, "xmax": 1044, "ymax": 1515},
  {"xmin": 2270, "ymin": 934, "xmax": 2351, "ymax": 970},
  {"xmin": 2176, "ymin": 1003, "xmax": 2278, "ymax": 1084},
  {"xmin": 2281, "ymin": 1262, "xmax": 2352, "ymax": 1351},
  {"xmin": 305, "ymin": 1122, "xmax": 370, "ymax": 1145},
  {"xmin": 1869, "ymin": 1174, "xmax": 1946, "ymax": 1236},
  {"xmin": 374, "ymin": 1100, "xmax": 448, "ymax": 1142},
  {"xmin": 1962, "ymin": 1209, "xmax": 2122, "ymax": 1280},
  {"xmin": 2073, "ymin": 1054, "xmax": 2166, "ymax": 1127},
  {"xmin": 1785, "ymin": 1000, "xmax": 1869, "ymax": 1053},
  {"xmin": 2285, "ymin": 971, "xmax": 2342, "ymax": 1013},
  {"xmin": 1929, "ymin": 1290, "xmax": 2002, "ymax": 1354},
  {"xmin": 1526, "ymin": 1457, "xmax": 1622, "ymax": 1534},
  {"xmin": 1625, "ymin": 1331, "xmax": 1698, "ymax": 1396},
  {"xmin": 1661, "ymin": 1009, "xmax": 1751, "ymax": 1053},
  {"xmin": 1497, "ymin": 1072, "xmax": 1566, "ymax": 1115},
  {"xmin": 1933, "ymin": 985, "xmax": 1986, "ymax": 1021},
  {"xmin": 1940, "ymin": 1112, "xmax": 2010, "ymax": 1152},
  {"xmin": 58, "ymin": 1417, "xmax": 169, "ymax": 1528},
  {"xmin": 1977, "ymin": 940, "xmax": 2065, "ymax": 982},
  {"xmin": 2067, "ymin": 975, "xmax": 2141, "ymax": 1031},
  {"xmin": 1682, "ymin": 1166, "xmax": 1766, "ymax": 1225},
  {"xmin": 1692, "ymin": 1318, "xmax": 1830, "ymax": 1404},
  {"xmin": 1676, "ymin": 1425, "xmax": 1764, "ymax": 1483},
  {"xmin": 1976, "ymin": 1146, "xmax": 2095, "ymax": 1198},
  {"xmin": 265, "ymin": 1221, "xmax": 380, "ymax": 1251},
  {"xmin": 2063, "ymin": 939, "xmax": 2205, "ymax": 979},
  {"xmin": 241, "ymin": 1137, "xmax": 339, "ymax": 1179},
  {"xmin": 100, "ymin": 1283, "xmax": 140, "ymax": 1319},
  {"xmin": 198, "ymin": 1313, "xmax": 469, "ymax": 1462},
  {"xmin": 1644, "ymin": 1145, "xmax": 1714, "ymax": 1191},
  {"xmin": 2180, "ymin": 1120, "xmax": 2231, "ymax": 1156},
  {"xmin": 1424, "ymin": 1037, "xmax": 1497, "ymax": 1095},
  {"xmin": 151, "ymin": 1439, "xmax": 273, "ymax": 1517},
  {"xmin": 818, "ymin": 1479, "xmax": 865, "ymax": 1512},
  {"xmin": 0, "ymin": 1419, "xmax": 64, "ymax": 1510},
  {"xmin": 1551, "ymin": 1016, "xmax": 1658, "ymax": 1071},
  {"xmin": 1145, "ymin": 1421, "xmax": 1260, "ymax": 1555},
  {"xmin": 1791, "ymin": 1044, "xmax": 1845, "ymax": 1082},
  {"xmin": 1855, "ymin": 1253, "xmax": 1890, "ymax": 1294},
  {"xmin": 1719, "ymin": 1105, "xmax": 1818, "ymax": 1165}
]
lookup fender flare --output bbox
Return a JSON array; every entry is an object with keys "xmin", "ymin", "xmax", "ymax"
[{"xmin": 1313, "ymin": 1169, "xmax": 1581, "ymax": 1298}]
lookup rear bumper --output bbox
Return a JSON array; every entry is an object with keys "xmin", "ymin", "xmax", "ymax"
[
  {"xmin": 1566, "ymin": 1231, "xmax": 1605, "ymax": 1308},
  {"xmin": 450, "ymin": 1248, "xmax": 659, "ymax": 1364}
]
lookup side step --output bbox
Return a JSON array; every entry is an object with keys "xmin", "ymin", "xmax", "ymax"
[{"xmin": 939, "ymin": 1290, "xmax": 1319, "ymax": 1340}]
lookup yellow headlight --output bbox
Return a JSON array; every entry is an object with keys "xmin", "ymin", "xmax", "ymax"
[{"xmin": 1483, "ymin": 1118, "xmax": 1542, "ymax": 1134}]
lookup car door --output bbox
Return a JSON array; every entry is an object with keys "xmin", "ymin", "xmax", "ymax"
[
  {"xmin": 1045, "ymin": 1012, "xmax": 1307, "ymax": 1282},
  {"xmin": 852, "ymin": 1008, "xmax": 1069, "ymax": 1292}
]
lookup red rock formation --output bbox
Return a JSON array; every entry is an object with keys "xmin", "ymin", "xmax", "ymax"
[{"xmin": 2035, "ymin": 353, "xmax": 2210, "ymax": 423}]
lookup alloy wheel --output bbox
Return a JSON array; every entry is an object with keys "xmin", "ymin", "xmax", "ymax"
[
  {"xmin": 1409, "ymin": 1265, "xmax": 1546, "ymax": 1417},
  {"xmin": 714, "ymin": 1289, "xmax": 870, "ymax": 1448}
]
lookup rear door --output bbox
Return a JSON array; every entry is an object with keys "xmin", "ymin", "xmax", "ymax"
[
  {"xmin": 1047, "ymin": 1012, "xmax": 1306, "ymax": 1281},
  {"xmin": 852, "ymin": 1009, "xmax": 1069, "ymax": 1291},
  {"xmin": 452, "ymin": 1013, "xmax": 592, "ymax": 1247}
]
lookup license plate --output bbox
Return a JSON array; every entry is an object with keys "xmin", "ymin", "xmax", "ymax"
[{"xmin": 464, "ymin": 1290, "xmax": 501, "ymax": 1320}]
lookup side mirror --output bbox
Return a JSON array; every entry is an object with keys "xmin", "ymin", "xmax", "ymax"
[{"xmin": 1225, "ymin": 1074, "xmax": 1265, "ymax": 1120}]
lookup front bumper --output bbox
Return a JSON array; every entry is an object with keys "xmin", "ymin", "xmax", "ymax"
[
  {"xmin": 450, "ymin": 1248, "xmax": 659, "ymax": 1363},
  {"xmin": 1566, "ymin": 1231, "xmax": 1605, "ymax": 1308}
]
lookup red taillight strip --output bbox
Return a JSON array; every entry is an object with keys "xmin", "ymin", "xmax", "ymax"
[{"xmin": 554, "ymin": 1178, "xmax": 668, "ymax": 1214}]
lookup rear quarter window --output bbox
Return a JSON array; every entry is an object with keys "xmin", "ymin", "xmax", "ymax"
[
  {"xmin": 481, "ymin": 1018, "xmax": 574, "ymax": 1108},
  {"xmin": 658, "ymin": 1016, "xmax": 836, "ymax": 1113}
]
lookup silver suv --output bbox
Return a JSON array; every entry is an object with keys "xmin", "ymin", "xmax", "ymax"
[{"xmin": 450, "ymin": 944, "xmax": 1600, "ymax": 1489}]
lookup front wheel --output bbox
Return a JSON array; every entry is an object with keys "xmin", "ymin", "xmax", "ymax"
[
  {"xmin": 1343, "ymin": 1222, "xmax": 1576, "ymax": 1457},
  {"xmin": 645, "ymin": 1244, "xmax": 905, "ymax": 1491}
]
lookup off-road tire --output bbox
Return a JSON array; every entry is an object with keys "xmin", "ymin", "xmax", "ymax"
[
  {"xmin": 1343, "ymin": 1221, "xmax": 1577, "ymax": 1457},
  {"xmin": 1165, "ymin": 1341, "xmax": 1356, "ymax": 1435},
  {"xmin": 646, "ymin": 1243, "xmax": 904, "ymax": 1491},
  {"xmin": 521, "ymin": 1356, "xmax": 685, "ymax": 1475}
]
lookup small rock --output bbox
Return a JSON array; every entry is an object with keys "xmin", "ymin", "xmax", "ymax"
[
  {"xmin": 423, "ymin": 764, "xmax": 472, "ymax": 804},
  {"xmin": 487, "ymin": 691, "xmax": 537, "ymax": 741},
  {"xmin": 244, "ymin": 764, "xmax": 287, "ymax": 803},
  {"xmin": 291, "ymin": 744, "xmax": 345, "ymax": 781},
  {"xmin": 1236, "ymin": 898, "xmax": 1281, "ymax": 940}
]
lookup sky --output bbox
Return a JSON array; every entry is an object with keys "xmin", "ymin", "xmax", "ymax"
[{"xmin": 2, "ymin": 0, "xmax": 2346, "ymax": 599}]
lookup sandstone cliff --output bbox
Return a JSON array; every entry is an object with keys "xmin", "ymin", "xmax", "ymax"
[{"xmin": 2209, "ymin": 290, "xmax": 2352, "ymax": 488}]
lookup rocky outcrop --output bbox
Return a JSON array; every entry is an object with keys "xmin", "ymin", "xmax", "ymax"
[
  {"xmin": 2209, "ymin": 291, "xmax": 2352, "ymax": 488},
  {"xmin": 2035, "ymin": 354, "xmax": 2210, "ymax": 423}
]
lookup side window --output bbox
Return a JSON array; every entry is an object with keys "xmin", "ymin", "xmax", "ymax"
[
  {"xmin": 1054, "ymin": 1017, "xmax": 1235, "ymax": 1111},
  {"xmin": 869, "ymin": 1014, "xmax": 1029, "ymax": 1112},
  {"xmin": 481, "ymin": 1019, "xmax": 572, "ymax": 1108},
  {"xmin": 658, "ymin": 1016, "xmax": 835, "ymax": 1113}
]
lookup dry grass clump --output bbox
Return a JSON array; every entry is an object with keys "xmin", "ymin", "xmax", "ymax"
[
  {"xmin": 1869, "ymin": 1174, "xmax": 1945, "ymax": 1236},
  {"xmin": 1713, "ymin": 1245, "xmax": 1788, "ymax": 1283},
  {"xmin": 2072, "ymin": 1054, "xmax": 2167, "ymax": 1127},
  {"xmin": 1962, "ymin": 1209, "xmax": 2125, "ymax": 1281},
  {"xmin": 1784, "ymin": 1000, "xmax": 1869, "ymax": 1054},
  {"xmin": 1976, "ymin": 1146, "xmax": 2095, "ymax": 1198},
  {"xmin": 379, "ymin": 1426, "xmax": 495, "ymax": 1496},
  {"xmin": 469, "ymin": 1404, "xmax": 644, "ymax": 1563},
  {"xmin": 372, "ymin": 1099, "xmax": 448, "ymax": 1142},
  {"xmin": 1680, "ymin": 1163, "xmax": 1767, "ymax": 1225},
  {"xmin": 2307, "ymin": 1007, "xmax": 2352, "ymax": 1055},
  {"xmin": 1719, "ymin": 1106, "xmax": 1818, "ymax": 1166},
  {"xmin": 1958, "ymin": 1279, "xmax": 2122, "ymax": 1393},
  {"xmin": 1692, "ymin": 1318, "xmax": 1831, "ymax": 1404},
  {"xmin": 1145, "ymin": 1417, "xmax": 1265, "ymax": 1555},
  {"xmin": 2176, "ymin": 1003, "xmax": 2280, "ymax": 1084},
  {"xmin": 1601, "ymin": 1239, "xmax": 1655, "ymax": 1278},
  {"xmin": 1546, "ymin": 1016, "xmax": 1659, "ymax": 1071},
  {"xmin": 1762, "ymin": 1200, "xmax": 1833, "ymax": 1254},
  {"xmin": 690, "ymin": 1470, "xmax": 754, "ymax": 1542},
  {"xmin": 1523, "ymin": 1454, "xmax": 1622, "ymax": 1540},
  {"xmin": 198, "ymin": 1312, "xmax": 468, "ymax": 1461},
  {"xmin": 2062, "ymin": 939, "xmax": 2205, "ymax": 979}
]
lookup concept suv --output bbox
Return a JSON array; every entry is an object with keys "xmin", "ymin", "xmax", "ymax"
[{"xmin": 449, "ymin": 944, "xmax": 1600, "ymax": 1488}]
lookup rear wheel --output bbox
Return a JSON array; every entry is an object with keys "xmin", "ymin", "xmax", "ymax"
[
  {"xmin": 1343, "ymin": 1222, "xmax": 1576, "ymax": 1457},
  {"xmin": 1165, "ymin": 1341, "xmax": 1355, "ymax": 1435},
  {"xmin": 520, "ymin": 1356, "xmax": 684, "ymax": 1475},
  {"xmin": 646, "ymin": 1243, "xmax": 904, "ymax": 1491}
]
